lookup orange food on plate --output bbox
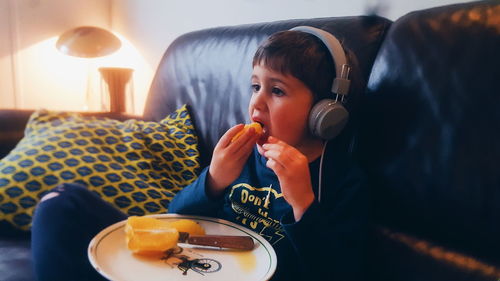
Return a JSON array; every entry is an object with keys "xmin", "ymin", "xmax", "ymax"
[
  {"xmin": 167, "ymin": 219, "xmax": 206, "ymax": 236},
  {"xmin": 231, "ymin": 122, "xmax": 263, "ymax": 142},
  {"xmin": 125, "ymin": 216, "xmax": 179, "ymax": 255},
  {"xmin": 125, "ymin": 216, "xmax": 205, "ymax": 255}
]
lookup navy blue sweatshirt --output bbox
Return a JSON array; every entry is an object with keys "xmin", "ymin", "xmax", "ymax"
[{"xmin": 168, "ymin": 147, "xmax": 368, "ymax": 281}]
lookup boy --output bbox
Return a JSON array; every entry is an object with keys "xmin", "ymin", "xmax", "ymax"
[
  {"xmin": 31, "ymin": 29, "xmax": 367, "ymax": 281},
  {"xmin": 168, "ymin": 29, "xmax": 368, "ymax": 281}
]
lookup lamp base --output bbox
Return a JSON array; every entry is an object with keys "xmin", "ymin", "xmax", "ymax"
[{"xmin": 99, "ymin": 67, "xmax": 134, "ymax": 113}]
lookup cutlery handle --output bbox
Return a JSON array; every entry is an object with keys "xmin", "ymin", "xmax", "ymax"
[{"xmin": 188, "ymin": 235, "xmax": 254, "ymax": 250}]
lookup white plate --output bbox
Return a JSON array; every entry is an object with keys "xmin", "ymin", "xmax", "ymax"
[{"xmin": 88, "ymin": 214, "xmax": 277, "ymax": 281}]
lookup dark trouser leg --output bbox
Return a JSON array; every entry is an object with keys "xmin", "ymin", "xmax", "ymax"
[{"xmin": 31, "ymin": 183, "xmax": 127, "ymax": 281}]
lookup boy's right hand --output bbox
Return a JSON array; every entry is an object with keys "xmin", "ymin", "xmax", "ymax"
[{"xmin": 206, "ymin": 124, "xmax": 260, "ymax": 199}]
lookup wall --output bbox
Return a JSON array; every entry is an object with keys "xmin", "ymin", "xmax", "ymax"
[
  {"xmin": 112, "ymin": 0, "xmax": 471, "ymax": 114},
  {"xmin": 0, "ymin": 0, "xmax": 111, "ymax": 111},
  {"xmin": 112, "ymin": 0, "xmax": 472, "ymax": 71},
  {"xmin": 111, "ymin": 0, "xmax": 366, "ymax": 72},
  {"xmin": 0, "ymin": 0, "xmax": 472, "ymax": 114},
  {"xmin": 0, "ymin": 0, "xmax": 16, "ymax": 108}
]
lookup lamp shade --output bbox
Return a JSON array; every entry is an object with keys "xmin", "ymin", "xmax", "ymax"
[{"xmin": 56, "ymin": 26, "xmax": 121, "ymax": 58}]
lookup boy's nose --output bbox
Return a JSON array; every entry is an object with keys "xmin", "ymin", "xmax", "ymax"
[{"xmin": 251, "ymin": 92, "xmax": 267, "ymax": 111}]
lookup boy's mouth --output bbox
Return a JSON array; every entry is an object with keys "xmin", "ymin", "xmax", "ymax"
[{"xmin": 254, "ymin": 121, "xmax": 268, "ymax": 145}]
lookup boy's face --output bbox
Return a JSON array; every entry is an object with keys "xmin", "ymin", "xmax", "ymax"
[{"xmin": 249, "ymin": 63, "xmax": 318, "ymax": 155}]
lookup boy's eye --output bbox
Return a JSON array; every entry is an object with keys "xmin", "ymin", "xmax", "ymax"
[
  {"xmin": 271, "ymin": 87, "xmax": 284, "ymax": 96},
  {"xmin": 251, "ymin": 84, "xmax": 260, "ymax": 92}
]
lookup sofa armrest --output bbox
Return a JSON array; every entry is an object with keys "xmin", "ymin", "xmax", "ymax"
[
  {"xmin": 0, "ymin": 109, "xmax": 142, "ymax": 159},
  {"xmin": 0, "ymin": 110, "xmax": 33, "ymax": 159},
  {"xmin": 368, "ymin": 226, "xmax": 500, "ymax": 281}
]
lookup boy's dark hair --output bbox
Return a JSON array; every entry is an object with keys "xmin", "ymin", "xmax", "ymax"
[{"xmin": 252, "ymin": 30, "xmax": 336, "ymax": 102}]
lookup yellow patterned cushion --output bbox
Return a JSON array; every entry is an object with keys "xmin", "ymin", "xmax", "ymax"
[{"xmin": 0, "ymin": 105, "xmax": 200, "ymax": 231}]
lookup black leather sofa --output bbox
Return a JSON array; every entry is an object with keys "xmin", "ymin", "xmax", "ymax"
[{"xmin": 1, "ymin": 1, "xmax": 499, "ymax": 280}]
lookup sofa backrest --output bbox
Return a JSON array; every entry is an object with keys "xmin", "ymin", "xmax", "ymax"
[
  {"xmin": 358, "ymin": 0, "xmax": 500, "ymax": 262},
  {"xmin": 143, "ymin": 16, "xmax": 392, "ymax": 166}
]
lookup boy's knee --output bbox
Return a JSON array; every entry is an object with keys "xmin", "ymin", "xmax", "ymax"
[
  {"xmin": 40, "ymin": 183, "xmax": 89, "ymax": 201},
  {"xmin": 35, "ymin": 183, "xmax": 90, "ymax": 214},
  {"xmin": 40, "ymin": 192, "xmax": 60, "ymax": 202}
]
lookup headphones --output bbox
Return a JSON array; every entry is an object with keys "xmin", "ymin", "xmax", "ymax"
[{"xmin": 290, "ymin": 26, "xmax": 351, "ymax": 140}]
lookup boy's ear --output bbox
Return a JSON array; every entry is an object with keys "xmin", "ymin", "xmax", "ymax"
[{"xmin": 308, "ymin": 99, "xmax": 349, "ymax": 140}]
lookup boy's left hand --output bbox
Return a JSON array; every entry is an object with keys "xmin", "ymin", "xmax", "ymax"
[{"xmin": 262, "ymin": 136, "xmax": 315, "ymax": 221}]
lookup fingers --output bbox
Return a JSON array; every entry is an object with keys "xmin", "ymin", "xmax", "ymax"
[
  {"xmin": 263, "ymin": 148, "xmax": 292, "ymax": 166},
  {"xmin": 228, "ymin": 127, "xmax": 260, "ymax": 155},
  {"xmin": 265, "ymin": 157, "xmax": 286, "ymax": 174},
  {"xmin": 219, "ymin": 124, "xmax": 260, "ymax": 149},
  {"xmin": 235, "ymin": 135, "xmax": 260, "ymax": 163},
  {"xmin": 262, "ymin": 136, "xmax": 307, "ymax": 173},
  {"xmin": 218, "ymin": 124, "xmax": 245, "ymax": 147},
  {"xmin": 214, "ymin": 124, "xmax": 259, "ymax": 167},
  {"xmin": 262, "ymin": 138, "xmax": 296, "ymax": 165}
]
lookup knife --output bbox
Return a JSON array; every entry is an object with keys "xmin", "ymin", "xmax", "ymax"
[{"xmin": 178, "ymin": 232, "xmax": 254, "ymax": 250}]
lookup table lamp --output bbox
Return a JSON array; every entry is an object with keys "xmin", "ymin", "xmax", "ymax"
[{"xmin": 56, "ymin": 26, "xmax": 134, "ymax": 113}]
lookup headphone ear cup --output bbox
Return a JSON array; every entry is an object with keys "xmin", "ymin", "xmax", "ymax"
[{"xmin": 309, "ymin": 99, "xmax": 349, "ymax": 140}]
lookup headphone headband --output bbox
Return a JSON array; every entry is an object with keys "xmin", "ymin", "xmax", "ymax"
[
  {"xmin": 289, "ymin": 26, "xmax": 351, "ymax": 96},
  {"xmin": 289, "ymin": 26, "xmax": 351, "ymax": 140}
]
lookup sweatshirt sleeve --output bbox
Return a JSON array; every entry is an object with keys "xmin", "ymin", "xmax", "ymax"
[
  {"xmin": 280, "ymin": 164, "xmax": 369, "ymax": 281},
  {"xmin": 167, "ymin": 167, "xmax": 224, "ymax": 217}
]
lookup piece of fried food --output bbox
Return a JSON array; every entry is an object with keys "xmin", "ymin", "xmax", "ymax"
[{"xmin": 231, "ymin": 122, "xmax": 263, "ymax": 142}]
